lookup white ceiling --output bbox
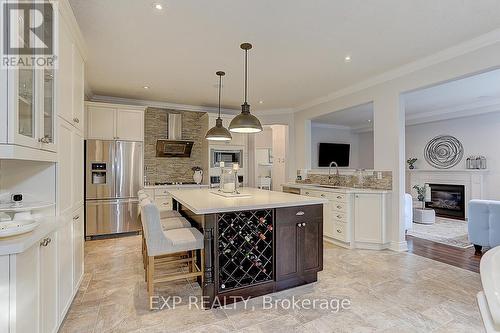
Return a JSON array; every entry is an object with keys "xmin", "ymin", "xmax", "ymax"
[
  {"xmin": 310, "ymin": 69, "xmax": 500, "ymax": 128},
  {"xmin": 69, "ymin": 0, "xmax": 500, "ymax": 112}
]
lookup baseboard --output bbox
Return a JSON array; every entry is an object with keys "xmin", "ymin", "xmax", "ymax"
[
  {"xmin": 56, "ymin": 272, "xmax": 85, "ymax": 332},
  {"xmin": 389, "ymin": 240, "xmax": 409, "ymax": 252},
  {"xmin": 323, "ymin": 237, "xmax": 352, "ymax": 249}
]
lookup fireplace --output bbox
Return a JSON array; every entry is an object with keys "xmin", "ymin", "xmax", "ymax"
[{"xmin": 425, "ymin": 184, "xmax": 465, "ymax": 220}]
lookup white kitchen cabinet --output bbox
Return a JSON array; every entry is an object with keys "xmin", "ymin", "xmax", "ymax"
[
  {"xmin": 9, "ymin": 242, "xmax": 39, "ymax": 333},
  {"xmin": 57, "ymin": 16, "xmax": 74, "ymax": 125},
  {"xmin": 73, "ymin": 207, "xmax": 85, "ymax": 290},
  {"xmin": 86, "ymin": 105, "xmax": 116, "ymax": 139},
  {"xmin": 72, "ymin": 49, "xmax": 85, "ymax": 132},
  {"xmin": 85, "ymin": 102, "xmax": 145, "ymax": 141},
  {"xmin": 58, "ymin": 120, "xmax": 73, "ymax": 216},
  {"xmin": 354, "ymin": 193, "xmax": 389, "ymax": 248},
  {"xmin": 72, "ymin": 130, "xmax": 84, "ymax": 208},
  {"xmin": 0, "ymin": 255, "xmax": 8, "ymax": 333},
  {"xmin": 58, "ymin": 15, "xmax": 85, "ymax": 131},
  {"xmin": 116, "ymin": 109, "xmax": 144, "ymax": 141},
  {"xmin": 40, "ymin": 232, "xmax": 58, "ymax": 333},
  {"xmin": 57, "ymin": 218, "xmax": 74, "ymax": 319}
]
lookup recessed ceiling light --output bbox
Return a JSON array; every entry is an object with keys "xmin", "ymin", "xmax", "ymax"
[
  {"xmin": 153, "ymin": 3, "xmax": 163, "ymax": 10},
  {"xmin": 344, "ymin": 55, "xmax": 352, "ymax": 63},
  {"xmin": 143, "ymin": 86, "xmax": 150, "ymax": 90},
  {"xmin": 259, "ymin": 100, "xmax": 264, "ymax": 104}
]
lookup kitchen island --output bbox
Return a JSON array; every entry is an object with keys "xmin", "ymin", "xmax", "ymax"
[{"xmin": 168, "ymin": 187, "xmax": 326, "ymax": 307}]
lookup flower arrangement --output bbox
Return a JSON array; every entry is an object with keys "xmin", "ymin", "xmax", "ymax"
[{"xmin": 407, "ymin": 157, "xmax": 417, "ymax": 169}]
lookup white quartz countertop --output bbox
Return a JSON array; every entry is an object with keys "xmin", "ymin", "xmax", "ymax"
[
  {"xmin": 144, "ymin": 184, "xmax": 209, "ymax": 189},
  {"xmin": 168, "ymin": 187, "xmax": 327, "ymax": 214},
  {"xmin": 283, "ymin": 182, "xmax": 392, "ymax": 194},
  {"xmin": 0, "ymin": 215, "xmax": 61, "ymax": 256}
]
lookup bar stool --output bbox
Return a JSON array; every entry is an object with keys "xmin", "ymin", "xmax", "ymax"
[
  {"xmin": 139, "ymin": 198, "xmax": 191, "ymax": 269},
  {"xmin": 141, "ymin": 203, "xmax": 204, "ymax": 300}
]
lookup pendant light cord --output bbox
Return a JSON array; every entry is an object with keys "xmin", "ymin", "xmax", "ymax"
[
  {"xmin": 244, "ymin": 49, "xmax": 248, "ymax": 103},
  {"xmin": 218, "ymin": 74, "xmax": 222, "ymax": 118}
]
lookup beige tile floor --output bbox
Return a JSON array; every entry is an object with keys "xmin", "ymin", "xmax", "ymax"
[{"xmin": 60, "ymin": 236, "xmax": 485, "ymax": 333}]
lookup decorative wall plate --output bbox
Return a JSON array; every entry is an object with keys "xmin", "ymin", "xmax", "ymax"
[{"xmin": 424, "ymin": 135, "xmax": 463, "ymax": 169}]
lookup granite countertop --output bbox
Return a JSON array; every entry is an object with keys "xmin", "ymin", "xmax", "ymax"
[
  {"xmin": 168, "ymin": 187, "xmax": 327, "ymax": 215},
  {"xmin": 283, "ymin": 182, "xmax": 392, "ymax": 194}
]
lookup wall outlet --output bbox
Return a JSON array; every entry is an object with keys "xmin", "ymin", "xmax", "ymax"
[{"xmin": 376, "ymin": 171, "xmax": 383, "ymax": 179}]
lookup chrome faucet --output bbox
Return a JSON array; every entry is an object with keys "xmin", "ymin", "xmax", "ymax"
[{"xmin": 328, "ymin": 161, "xmax": 339, "ymax": 180}]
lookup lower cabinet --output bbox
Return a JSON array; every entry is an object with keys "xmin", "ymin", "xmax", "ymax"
[
  {"xmin": 58, "ymin": 216, "xmax": 74, "ymax": 318},
  {"xmin": 73, "ymin": 207, "xmax": 84, "ymax": 290},
  {"xmin": 275, "ymin": 205, "xmax": 323, "ymax": 290},
  {"xmin": 354, "ymin": 193, "xmax": 388, "ymax": 247},
  {"xmin": 40, "ymin": 232, "xmax": 58, "ymax": 333},
  {"xmin": 9, "ymin": 242, "xmax": 39, "ymax": 333}
]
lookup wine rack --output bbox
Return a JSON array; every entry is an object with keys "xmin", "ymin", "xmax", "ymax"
[{"xmin": 217, "ymin": 209, "xmax": 273, "ymax": 292}]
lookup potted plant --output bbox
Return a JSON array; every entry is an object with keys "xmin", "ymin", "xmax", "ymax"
[
  {"xmin": 413, "ymin": 184, "xmax": 426, "ymax": 208},
  {"xmin": 407, "ymin": 157, "xmax": 417, "ymax": 169},
  {"xmin": 192, "ymin": 166, "xmax": 203, "ymax": 184}
]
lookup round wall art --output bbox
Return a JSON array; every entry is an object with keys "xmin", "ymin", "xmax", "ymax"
[{"xmin": 424, "ymin": 135, "xmax": 464, "ymax": 169}]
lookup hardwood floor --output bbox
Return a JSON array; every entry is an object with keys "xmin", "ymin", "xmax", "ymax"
[{"xmin": 406, "ymin": 235, "xmax": 483, "ymax": 273}]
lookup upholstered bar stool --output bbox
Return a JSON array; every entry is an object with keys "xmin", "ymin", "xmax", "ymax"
[
  {"xmin": 138, "ymin": 198, "xmax": 191, "ymax": 268},
  {"xmin": 141, "ymin": 203, "xmax": 204, "ymax": 300}
]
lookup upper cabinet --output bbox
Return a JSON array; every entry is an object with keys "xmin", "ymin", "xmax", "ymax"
[
  {"xmin": 58, "ymin": 16, "xmax": 85, "ymax": 132},
  {"xmin": 0, "ymin": 7, "xmax": 86, "ymax": 161},
  {"xmin": 85, "ymin": 102, "xmax": 145, "ymax": 141}
]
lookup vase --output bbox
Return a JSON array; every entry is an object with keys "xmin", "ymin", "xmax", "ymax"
[
  {"xmin": 409, "ymin": 165, "xmax": 415, "ymax": 170},
  {"xmin": 193, "ymin": 170, "xmax": 203, "ymax": 184}
]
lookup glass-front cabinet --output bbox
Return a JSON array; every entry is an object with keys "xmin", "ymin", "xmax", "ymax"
[{"xmin": 4, "ymin": 6, "xmax": 56, "ymax": 152}]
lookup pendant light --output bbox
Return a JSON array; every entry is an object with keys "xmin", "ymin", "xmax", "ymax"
[
  {"xmin": 229, "ymin": 43, "xmax": 263, "ymax": 133},
  {"xmin": 205, "ymin": 71, "xmax": 232, "ymax": 141}
]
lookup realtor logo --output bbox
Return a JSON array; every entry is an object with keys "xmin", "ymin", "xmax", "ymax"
[{"xmin": 1, "ymin": 0, "xmax": 58, "ymax": 68}]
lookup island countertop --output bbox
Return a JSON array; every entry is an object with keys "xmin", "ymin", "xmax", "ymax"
[{"xmin": 168, "ymin": 187, "xmax": 327, "ymax": 215}]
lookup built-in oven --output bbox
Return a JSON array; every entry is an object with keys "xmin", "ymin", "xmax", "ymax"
[{"xmin": 210, "ymin": 149, "xmax": 243, "ymax": 168}]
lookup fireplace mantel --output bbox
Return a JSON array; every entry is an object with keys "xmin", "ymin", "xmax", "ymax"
[
  {"xmin": 407, "ymin": 169, "xmax": 486, "ymax": 218},
  {"xmin": 408, "ymin": 169, "xmax": 488, "ymax": 173}
]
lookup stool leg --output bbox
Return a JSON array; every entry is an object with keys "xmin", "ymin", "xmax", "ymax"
[
  {"xmin": 147, "ymin": 256, "xmax": 155, "ymax": 298},
  {"xmin": 200, "ymin": 249, "xmax": 205, "ymax": 285}
]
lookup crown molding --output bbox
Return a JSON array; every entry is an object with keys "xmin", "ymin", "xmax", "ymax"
[
  {"xmin": 58, "ymin": 0, "xmax": 88, "ymax": 61},
  {"xmin": 405, "ymin": 97, "xmax": 500, "ymax": 126},
  {"xmin": 90, "ymin": 94, "xmax": 295, "ymax": 116},
  {"xmin": 296, "ymin": 28, "xmax": 500, "ymax": 112},
  {"xmin": 311, "ymin": 122, "xmax": 352, "ymax": 131}
]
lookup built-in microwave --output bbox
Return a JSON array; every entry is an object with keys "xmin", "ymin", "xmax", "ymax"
[{"xmin": 210, "ymin": 149, "xmax": 243, "ymax": 168}]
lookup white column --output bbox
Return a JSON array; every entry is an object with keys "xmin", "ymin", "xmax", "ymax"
[{"xmin": 373, "ymin": 91, "xmax": 407, "ymax": 251}]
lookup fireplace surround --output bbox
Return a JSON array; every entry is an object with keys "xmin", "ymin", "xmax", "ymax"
[{"xmin": 425, "ymin": 183, "xmax": 466, "ymax": 220}]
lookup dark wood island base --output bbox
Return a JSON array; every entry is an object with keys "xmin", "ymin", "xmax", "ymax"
[{"xmin": 175, "ymin": 201, "xmax": 323, "ymax": 308}]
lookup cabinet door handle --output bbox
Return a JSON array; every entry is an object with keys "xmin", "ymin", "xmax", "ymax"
[
  {"xmin": 305, "ymin": 192, "xmax": 309, "ymax": 195},
  {"xmin": 297, "ymin": 223, "xmax": 302, "ymax": 228},
  {"xmin": 320, "ymin": 194, "xmax": 325, "ymax": 197},
  {"xmin": 337, "ymin": 215, "xmax": 342, "ymax": 219},
  {"xmin": 337, "ymin": 205, "xmax": 342, "ymax": 209},
  {"xmin": 73, "ymin": 215, "xmax": 80, "ymax": 220},
  {"xmin": 337, "ymin": 229, "xmax": 342, "ymax": 233},
  {"xmin": 337, "ymin": 196, "xmax": 342, "ymax": 199},
  {"xmin": 296, "ymin": 211, "xmax": 305, "ymax": 216},
  {"xmin": 73, "ymin": 117, "xmax": 80, "ymax": 123},
  {"xmin": 302, "ymin": 222, "xmax": 306, "ymax": 227},
  {"xmin": 46, "ymin": 237, "xmax": 51, "ymax": 244},
  {"xmin": 40, "ymin": 238, "xmax": 49, "ymax": 247}
]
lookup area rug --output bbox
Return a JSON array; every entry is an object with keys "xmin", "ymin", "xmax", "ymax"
[{"xmin": 407, "ymin": 217, "xmax": 472, "ymax": 249}]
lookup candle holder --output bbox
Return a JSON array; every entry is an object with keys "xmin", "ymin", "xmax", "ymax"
[{"xmin": 233, "ymin": 169, "xmax": 240, "ymax": 195}]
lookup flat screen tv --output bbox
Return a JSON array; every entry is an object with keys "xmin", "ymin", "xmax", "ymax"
[{"xmin": 318, "ymin": 143, "xmax": 350, "ymax": 167}]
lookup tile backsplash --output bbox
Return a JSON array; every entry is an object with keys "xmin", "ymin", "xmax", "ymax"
[
  {"xmin": 144, "ymin": 107, "xmax": 206, "ymax": 184},
  {"xmin": 298, "ymin": 170, "xmax": 392, "ymax": 190}
]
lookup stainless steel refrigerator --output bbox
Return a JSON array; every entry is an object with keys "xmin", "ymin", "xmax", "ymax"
[{"xmin": 85, "ymin": 140, "xmax": 143, "ymax": 237}]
